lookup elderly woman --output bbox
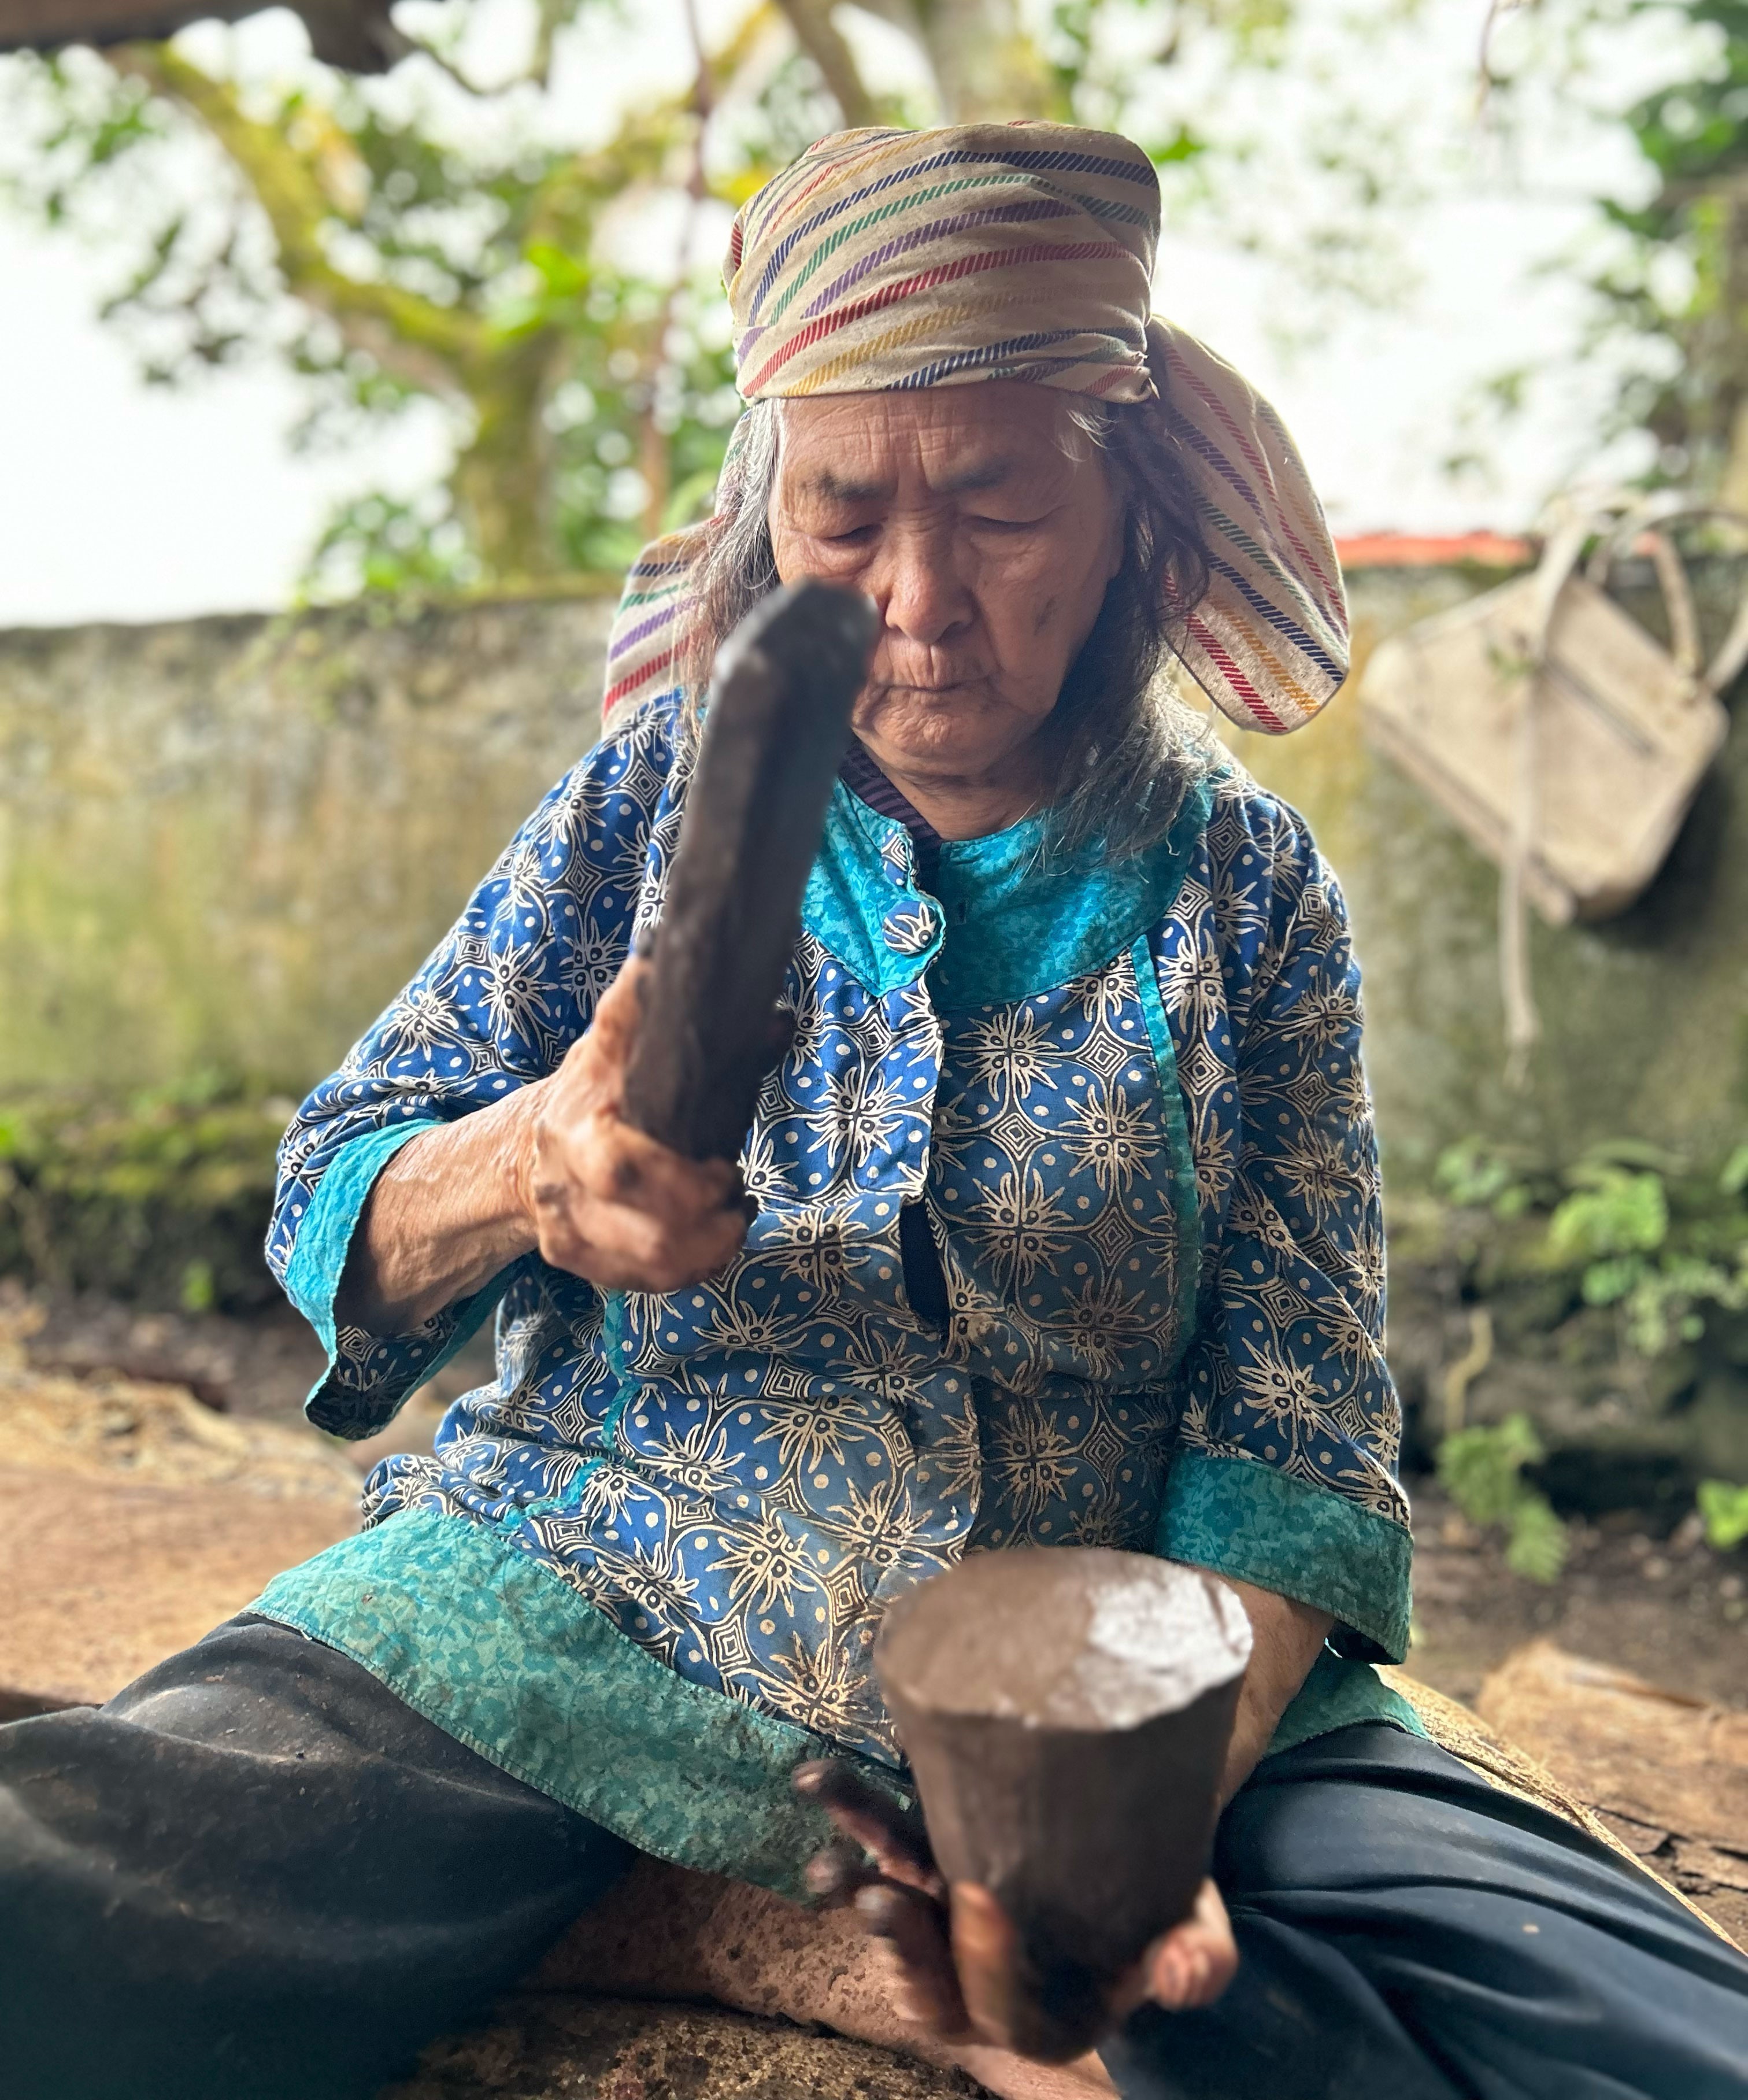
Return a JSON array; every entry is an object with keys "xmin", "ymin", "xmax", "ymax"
[{"xmin": 3, "ymin": 123, "xmax": 1745, "ymax": 2100}]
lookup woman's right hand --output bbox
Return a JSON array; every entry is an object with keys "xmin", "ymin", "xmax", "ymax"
[
  {"xmin": 336, "ymin": 954, "xmax": 753, "ymax": 1335},
  {"xmin": 520, "ymin": 955, "xmax": 752, "ymax": 1293}
]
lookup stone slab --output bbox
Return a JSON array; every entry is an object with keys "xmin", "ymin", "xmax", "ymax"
[
  {"xmin": 1479, "ymin": 1639, "xmax": 1748, "ymax": 1941},
  {"xmin": 383, "ymin": 1994, "xmax": 989, "ymax": 2100}
]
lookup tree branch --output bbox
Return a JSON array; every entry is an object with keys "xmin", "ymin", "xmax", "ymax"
[
  {"xmin": 919, "ymin": 0, "xmax": 1051, "ymax": 122},
  {"xmin": 769, "ymin": 0, "xmax": 877, "ymax": 128},
  {"xmin": 106, "ymin": 43, "xmax": 484, "ymax": 401},
  {"xmin": 0, "ymin": 0, "xmax": 407, "ymax": 73},
  {"xmin": 394, "ymin": 30, "xmax": 491, "ymax": 98}
]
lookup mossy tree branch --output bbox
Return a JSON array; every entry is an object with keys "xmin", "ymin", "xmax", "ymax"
[
  {"xmin": 13, "ymin": 1, "xmax": 1090, "ymax": 591},
  {"xmin": 101, "ymin": 40, "xmax": 712, "ymax": 581},
  {"xmin": 770, "ymin": 0, "xmax": 878, "ymax": 127},
  {"xmin": 106, "ymin": 43, "xmax": 485, "ymax": 404}
]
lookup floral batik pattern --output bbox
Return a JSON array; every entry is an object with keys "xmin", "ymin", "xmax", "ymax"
[
  {"xmin": 1152, "ymin": 790, "xmax": 1404, "ymax": 1526},
  {"xmin": 268, "ymin": 690, "xmax": 1410, "ymax": 1773}
]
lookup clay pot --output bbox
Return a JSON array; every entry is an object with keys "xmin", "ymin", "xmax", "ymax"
[{"xmin": 874, "ymin": 1548, "xmax": 1251, "ymax": 2060}]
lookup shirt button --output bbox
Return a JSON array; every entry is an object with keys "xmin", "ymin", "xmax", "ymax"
[{"xmin": 883, "ymin": 901, "xmax": 939, "ymax": 956}]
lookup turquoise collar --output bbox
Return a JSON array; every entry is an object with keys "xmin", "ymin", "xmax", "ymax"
[{"xmin": 801, "ymin": 777, "xmax": 1212, "ymax": 1008}]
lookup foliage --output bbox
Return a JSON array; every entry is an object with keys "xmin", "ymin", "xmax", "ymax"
[
  {"xmin": 1432, "ymin": 1134, "xmax": 1546, "ymax": 1218},
  {"xmin": 1547, "ymin": 1163, "xmax": 1672, "ymax": 1264},
  {"xmin": 1434, "ymin": 1133, "xmax": 1748, "ymax": 1359},
  {"xmin": 1697, "ymin": 1476, "xmax": 1748, "ymax": 1548},
  {"xmin": 0, "ymin": 0, "xmax": 1435, "ymax": 597},
  {"xmin": 1476, "ymin": 0, "xmax": 1748, "ymax": 497},
  {"xmin": 0, "ymin": 1078, "xmax": 286, "ymax": 1314},
  {"xmin": 0, "ymin": 14, "xmax": 753, "ymax": 587},
  {"xmin": 1436, "ymin": 1412, "xmax": 1571, "ymax": 1581},
  {"xmin": 303, "ymin": 487, "xmax": 483, "ymax": 601},
  {"xmin": 1588, "ymin": 0, "xmax": 1748, "ymax": 494}
]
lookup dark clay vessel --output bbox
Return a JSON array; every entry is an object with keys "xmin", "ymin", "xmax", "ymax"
[{"xmin": 874, "ymin": 1548, "xmax": 1251, "ymax": 2061}]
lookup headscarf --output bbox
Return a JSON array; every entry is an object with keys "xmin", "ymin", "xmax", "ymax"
[{"xmin": 603, "ymin": 123, "xmax": 1347, "ymax": 738}]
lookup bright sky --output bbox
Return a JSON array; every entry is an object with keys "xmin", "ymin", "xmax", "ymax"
[{"xmin": 0, "ymin": 0, "xmax": 1673, "ymax": 627}]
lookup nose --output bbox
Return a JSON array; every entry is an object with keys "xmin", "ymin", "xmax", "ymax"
[{"xmin": 871, "ymin": 520, "xmax": 975, "ymax": 648}]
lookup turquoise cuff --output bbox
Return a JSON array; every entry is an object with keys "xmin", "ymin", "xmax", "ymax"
[
  {"xmin": 284, "ymin": 1117, "xmax": 509, "ymax": 1426},
  {"xmin": 250, "ymin": 1513, "xmax": 1417, "ymax": 1896},
  {"xmin": 1158, "ymin": 1450, "xmax": 1413, "ymax": 1663},
  {"xmin": 284, "ymin": 1120, "xmax": 440, "ymax": 1354},
  {"xmin": 1263, "ymin": 1647, "xmax": 1426, "ymax": 1761}
]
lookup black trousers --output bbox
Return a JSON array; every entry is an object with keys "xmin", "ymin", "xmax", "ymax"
[
  {"xmin": 1102, "ymin": 1729, "xmax": 1748, "ymax": 2098},
  {"xmin": 3, "ymin": 1618, "xmax": 1746, "ymax": 2100}
]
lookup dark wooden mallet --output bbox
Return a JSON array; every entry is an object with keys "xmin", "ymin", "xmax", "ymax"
[
  {"xmin": 875, "ymin": 1548, "xmax": 1253, "ymax": 2062},
  {"xmin": 621, "ymin": 579, "xmax": 877, "ymax": 1162}
]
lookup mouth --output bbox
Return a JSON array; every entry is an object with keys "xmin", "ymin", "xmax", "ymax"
[{"xmin": 867, "ymin": 677, "xmax": 987, "ymax": 700}]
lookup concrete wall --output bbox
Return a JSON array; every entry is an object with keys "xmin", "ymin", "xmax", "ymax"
[
  {"xmin": 0, "ymin": 596, "xmax": 613, "ymax": 1094},
  {"xmin": 1, "ymin": 572, "xmax": 1743, "ymax": 1175}
]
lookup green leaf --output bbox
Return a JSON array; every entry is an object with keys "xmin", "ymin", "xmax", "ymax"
[
  {"xmin": 525, "ymin": 242, "xmax": 589, "ymax": 297},
  {"xmin": 1434, "ymin": 1136, "xmax": 1531, "ymax": 1212},
  {"xmin": 180, "ymin": 1258, "xmax": 216, "ymax": 1315},
  {"xmin": 1153, "ymin": 125, "xmax": 1208, "ymax": 165},
  {"xmin": 1547, "ymin": 1170, "xmax": 1669, "ymax": 1264},
  {"xmin": 1581, "ymin": 1255, "xmax": 1642, "ymax": 1306},
  {"xmin": 1438, "ymin": 1413, "xmax": 1545, "ymax": 1528},
  {"xmin": 1438, "ymin": 1414, "xmax": 1566, "ymax": 1584},
  {"xmin": 1698, "ymin": 1479, "xmax": 1748, "ymax": 1552},
  {"xmin": 1505, "ymin": 1496, "xmax": 1570, "ymax": 1583}
]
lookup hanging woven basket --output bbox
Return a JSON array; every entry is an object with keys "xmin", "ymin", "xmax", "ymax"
[{"xmin": 1357, "ymin": 495, "xmax": 1746, "ymax": 929}]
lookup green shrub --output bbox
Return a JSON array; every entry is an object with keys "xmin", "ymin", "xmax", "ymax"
[
  {"xmin": 1437, "ymin": 1413, "xmax": 1570, "ymax": 1582},
  {"xmin": 1439, "ymin": 1135, "xmax": 1748, "ymax": 1363},
  {"xmin": 0, "ymin": 1078, "xmax": 288, "ymax": 1313},
  {"xmin": 1698, "ymin": 1480, "xmax": 1748, "ymax": 1552},
  {"xmin": 1432, "ymin": 1137, "xmax": 1542, "ymax": 1218},
  {"xmin": 1547, "ymin": 1167, "xmax": 1669, "ymax": 1265}
]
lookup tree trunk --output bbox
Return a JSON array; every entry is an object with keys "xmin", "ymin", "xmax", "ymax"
[
  {"xmin": 914, "ymin": 0, "xmax": 1051, "ymax": 120},
  {"xmin": 771, "ymin": 0, "xmax": 879, "ymax": 128},
  {"xmin": 1710, "ymin": 186, "xmax": 1748, "ymax": 510},
  {"xmin": 452, "ymin": 333, "xmax": 562, "ymax": 583}
]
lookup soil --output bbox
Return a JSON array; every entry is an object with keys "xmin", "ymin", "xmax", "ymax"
[
  {"xmin": 21, "ymin": 1287, "xmax": 498, "ymax": 1438},
  {"xmin": 6, "ymin": 1289, "xmax": 1747, "ymax": 2100},
  {"xmin": 0, "ymin": 1290, "xmax": 494, "ymax": 1709},
  {"xmin": 0, "ymin": 1465, "xmax": 360, "ymax": 1713},
  {"xmin": 1407, "ymin": 1484, "xmax": 1748, "ymax": 1711},
  {"xmin": 383, "ymin": 1995, "xmax": 988, "ymax": 2100}
]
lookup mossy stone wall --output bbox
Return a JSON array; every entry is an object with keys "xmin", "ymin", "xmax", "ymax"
[
  {"xmin": 1, "ymin": 573, "xmax": 1742, "ymax": 1179},
  {"xmin": 0, "ymin": 596, "xmax": 613, "ymax": 1095}
]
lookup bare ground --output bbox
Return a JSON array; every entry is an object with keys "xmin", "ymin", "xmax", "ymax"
[
  {"xmin": 6, "ymin": 1292, "xmax": 1748, "ymax": 2100},
  {"xmin": 1406, "ymin": 1484, "xmax": 1748, "ymax": 1711}
]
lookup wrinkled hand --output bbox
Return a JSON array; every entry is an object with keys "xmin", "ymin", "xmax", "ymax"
[
  {"xmin": 522, "ymin": 956, "xmax": 751, "ymax": 1292},
  {"xmin": 793, "ymin": 1760, "xmax": 1237, "ymax": 2062}
]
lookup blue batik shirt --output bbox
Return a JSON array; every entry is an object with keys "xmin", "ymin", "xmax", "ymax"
[{"xmin": 253, "ymin": 689, "xmax": 1417, "ymax": 1895}]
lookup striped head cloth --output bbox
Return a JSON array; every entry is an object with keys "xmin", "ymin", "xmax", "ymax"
[{"xmin": 603, "ymin": 122, "xmax": 1347, "ymax": 737}]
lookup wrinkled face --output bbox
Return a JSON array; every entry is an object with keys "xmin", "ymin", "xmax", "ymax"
[{"xmin": 766, "ymin": 383, "xmax": 1125, "ymax": 787}]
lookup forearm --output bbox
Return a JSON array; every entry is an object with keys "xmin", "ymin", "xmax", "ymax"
[
  {"xmin": 1212, "ymin": 1577, "xmax": 1333, "ymax": 1806},
  {"xmin": 334, "ymin": 1083, "xmax": 545, "ymax": 1335}
]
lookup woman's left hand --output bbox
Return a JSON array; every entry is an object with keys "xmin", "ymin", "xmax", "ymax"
[{"xmin": 792, "ymin": 1760, "xmax": 1238, "ymax": 2060}]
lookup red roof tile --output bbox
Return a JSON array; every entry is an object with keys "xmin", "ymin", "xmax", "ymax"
[{"xmin": 1335, "ymin": 531, "xmax": 1535, "ymax": 570}]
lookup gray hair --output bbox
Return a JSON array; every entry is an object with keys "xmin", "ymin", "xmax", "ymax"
[{"xmin": 684, "ymin": 394, "xmax": 1219, "ymax": 863}]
